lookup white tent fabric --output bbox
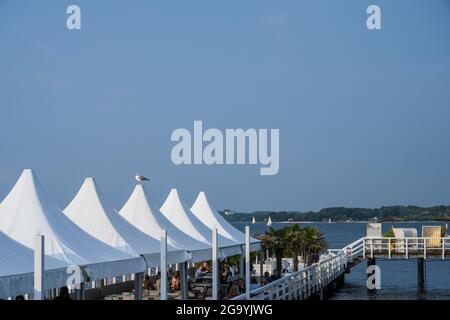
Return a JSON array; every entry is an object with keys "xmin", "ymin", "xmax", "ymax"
[
  {"xmin": 64, "ymin": 178, "xmax": 191, "ymax": 266},
  {"xmin": 119, "ymin": 185, "xmax": 212, "ymax": 262},
  {"xmin": 0, "ymin": 169, "xmax": 146, "ymax": 282},
  {"xmin": 0, "ymin": 231, "xmax": 69, "ymax": 299},
  {"xmin": 191, "ymin": 192, "xmax": 261, "ymax": 252},
  {"xmin": 160, "ymin": 189, "xmax": 242, "ymax": 258}
]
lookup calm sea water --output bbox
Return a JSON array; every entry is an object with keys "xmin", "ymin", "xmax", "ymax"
[{"xmin": 231, "ymin": 221, "xmax": 450, "ymax": 300}]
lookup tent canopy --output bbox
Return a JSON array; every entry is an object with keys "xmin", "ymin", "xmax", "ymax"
[
  {"xmin": 191, "ymin": 191, "xmax": 260, "ymax": 252},
  {"xmin": 0, "ymin": 231, "xmax": 69, "ymax": 299},
  {"xmin": 119, "ymin": 185, "xmax": 212, "ymax": 262},
  {"xmin": 64, "ymin": 178, "xmax": 191, "ymax": 265},
  {"xmin": 160, "ymin": 189, "xmax": 242, "ymax": 258},
  {"xmin": 0, "ymin": 170, "xmax": 146, "ymax": 281}
]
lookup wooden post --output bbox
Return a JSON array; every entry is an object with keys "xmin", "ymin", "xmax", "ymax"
[
  {"xmin": 417, "ymin": 258, "xmax": 425, "ymax": 292},
  {"xmin": 34, "ymin": 235, "xmax": 44, "ymax": 300},
  {"xmin": 245, "ymin": 226, "xmax": 251, "ymax": 299},
  {"xmin": 134, "ymin": 272, "xmax": 143, "ymax": 300},
  {"xmin": 160, "ymin": 229, "xmax": 167, "ymax": 300},
  {"xmin": 212, "ymin": 228, "xmax": 218, "ymax": 300}
]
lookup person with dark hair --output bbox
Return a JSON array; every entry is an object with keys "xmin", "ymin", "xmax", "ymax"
[
  {"xmin": 15, "ymin": 295, "xmax": 25, "ymax": 300},
  {"xmin": 54, "ymin": 287, "xmax": 72, "ymax": 300}
]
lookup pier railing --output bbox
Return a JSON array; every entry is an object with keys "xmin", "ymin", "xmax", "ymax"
[
  {"xmin": 364, "ymin": 237, "xmax": 450, "ymax": 259},
  {"xmin": 231, "ymin": 251, "xmax": 347, "ymax": 300}
]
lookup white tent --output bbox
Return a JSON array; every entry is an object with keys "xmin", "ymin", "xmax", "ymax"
[
  {"xmin": 191, "ymin": 191, "xmax": 260, "ymax": 252},
  {"xmin": 0, "ymin": 232, "xmax": 69, "ymax": 299},
  {"xmin": 63, "ymin": 178, "xmax": 191, "ymax": 266},
  {"xmin": 0, "ymin": 231, "xmax": 69, "ymax": 299},
  {"xmin": 0, "ymin": 169, "xmax": 146, "ymax": 282},
  {"xmin": 119, "ymin": 185, "xmax": 212, "ymax": 262},
  {"xmin": 160, "ymin": 189, "xmax": 242, "ymax": 258}
]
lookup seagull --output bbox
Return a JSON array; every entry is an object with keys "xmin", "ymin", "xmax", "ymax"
[{"xmin": 135, "ymin": 173, "xmax": 150, "ymax": 183}]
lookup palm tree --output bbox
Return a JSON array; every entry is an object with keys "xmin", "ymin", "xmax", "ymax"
[
  {"xmin": 295, "ymin": 227, "xmax": 327, "ymax": 266},
  {"xmin": 262, "ymin": 227, "xmax": 290, "ymax": 275}
]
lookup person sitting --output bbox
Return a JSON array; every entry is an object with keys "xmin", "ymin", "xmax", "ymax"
[
  {"xmin": 237, "ymin": 278, "xmax": 245, "ymax": 294},
  {"xmin": 194, "ymin": 262, "xmax": 209, "ymax": 281},
  {"xmin": 249, "ymin": 277, "xmax": 260, "ymax": 291},
  {"xmin": 142, "ymin": 274, "xmax": 152, "ymax": 291},
  {"xmin": 54, "ymin": 287, "xmax": 72, "ymax": 300},
  {"xmin": 171, "ymin": 271, "xmax": 181, "ymax": 291},
  {"xmin": 15, "ymin": 295, "xmax": 25, "ymax": 300},
  {"xmin": 268, "ymin": 269, "xmax": 281, "ymax": 283},
  {"xmin": 155, "ymin": 272, "xmax": 161, "ymax": 293},
  {"xmin": 260, "ymin": 276, "xmax": 268, "ymax": 286}
]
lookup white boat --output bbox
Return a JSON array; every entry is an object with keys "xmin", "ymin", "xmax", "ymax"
[
  {"xmin": 252, "ymin": 216, "xmax": 256, "ymax": 224},
  {"xmin": 267, "ymin": 216, "xmax": 272, "ymax": 227},
  {"xmin": 328, "ymin": 218, "xmax": 332, "ymax": 223}
]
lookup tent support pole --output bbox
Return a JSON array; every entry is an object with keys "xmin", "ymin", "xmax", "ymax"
[
  {"xmin": 34, "ymin": 235, "xmax": 44, "ymax": 300},
  {"xmin": 245, "ymin": 226, "xmax": 251, "ymax": 299},
  {"xmin": 260, "ymin": 245, "xmax": 264, "ymax": 281},
  {"xmin": 160, "ymin": 229, "xmax": 168, "ymax": 300},
  {"xmin": 180, "ymin": 261, "xmax": 188, "ymax": 300},
  {"xmin": 212, "ymin": 228, "xmax": 218, "ymax": 300},
  {"xmin": 239, "ymin": 248, "xmax": 245, "ymax": 279},
  {"xmin": 134, "ymin": 272, "xmax": 143, "ymax": 300},
  {"xmin": 75, "ymin": 283, "xmax": 85, "ymax": 300}
]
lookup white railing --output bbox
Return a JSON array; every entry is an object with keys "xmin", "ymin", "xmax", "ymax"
[
  {"xmin": 364, "ymin": 237, "xmax": 450, "ymax": 260},
  {"xmin": 232, "ymin": 251, "xmax": 347, "ymax": 300}
]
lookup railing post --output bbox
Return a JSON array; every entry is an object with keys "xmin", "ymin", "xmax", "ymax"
[
  {"xmin": 363, "ymin": 238, "xmax": 366, "ymax": 259},
  {"xmin": 388, "ymin": 238, "xmax": 391, "ymax": 259},
  {"xmin": 406, "ymin": 238, "xmax": 409, "ymax": 259},
  {"xmin": 371, "ymin": 238, "xmax": 374, "ymax": 259},
  {"xmin": 424, "ymin": 237, "xmax": 427, "ymax": 260}
]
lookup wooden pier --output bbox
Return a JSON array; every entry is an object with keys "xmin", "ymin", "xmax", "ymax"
[{"xmin": 233, "ymin": 236, "xmax": 450, "ymax": 300}]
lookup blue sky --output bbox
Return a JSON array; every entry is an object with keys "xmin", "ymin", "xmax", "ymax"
[{"xmin": 0, "ymin": 0, "xmax": 449, "ymax": 212}]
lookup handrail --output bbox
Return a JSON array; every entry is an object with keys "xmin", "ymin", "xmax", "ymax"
[{"xmin": 232, "ymin": 236, "xmax": 450, "ymax": 300}]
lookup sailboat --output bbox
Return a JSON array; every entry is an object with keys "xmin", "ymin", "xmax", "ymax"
[
  {"xmin": 328, "ymin": 218, "xmax": 332, "ymax": 223},
  {"xmin": 267, "ymin": 216, "xmax": 272, "ymax": 227},
  {"xmin": 252, "ymin": 216, "xmax": 256, "ymax": 224}
]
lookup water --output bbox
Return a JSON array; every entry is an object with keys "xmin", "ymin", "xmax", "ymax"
[{"xmin": 231, "ymin": 221, "xmax": 450, "ymax": 300}]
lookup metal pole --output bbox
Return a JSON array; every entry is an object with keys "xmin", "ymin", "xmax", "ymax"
[
  {"xmin": 239, "ymin": 248, "xmax": 245, "ymax": 278},
  {"xmin": 245, "ymin": 226, "xmax": 251, "ymax": 299},
  {"xmin": 180, "ymin": 261, "xmax": 188, "ymax": 300},
  {"xmin": 34, "ymin": 235, "xmax": 44, "ymax": 300},
  {"xmin": 160, "ymin": 229, "xmax": 167, "ymax": 300},
  {"xmin": 134, "ymin": 272, "xmax": 143, "ymax": 300},
  {"xmin": 212, "ymin": 228, "xmax": 218, "ymax": 300},
  {"xmin": 259, "ymin": 245, "xmax": 264, "ymax": 281}
]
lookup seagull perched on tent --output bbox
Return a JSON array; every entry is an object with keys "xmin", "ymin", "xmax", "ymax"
[{"xmin": 135, "ymin": 174, "xmax": 150, "ymax": 183}]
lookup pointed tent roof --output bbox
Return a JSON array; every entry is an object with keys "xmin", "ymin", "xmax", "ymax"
[
  {"xmin": 160, "ymin": 189, "xmax": 242, "ymax": 257},
  {"xmin": 191, "ymin": 192, "xmax": 260, "ymax": 251},
  {"xmin": 63, "ymin": 178, "xmax": 190, "ymax": 265},
  {"xmin": 119, "ymin": 185, "xmax": 212, "ymax": 262},
  {"xmin": 0, "ymin": 231, "xmax": 69, "ymax": 298},
  {"xmin": 0, "ymin": 169, "xmax": 146, "ymax": 280}
]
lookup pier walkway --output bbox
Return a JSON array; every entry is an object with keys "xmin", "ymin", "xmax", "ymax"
[{"xmin": 232, "ymin": 236, "xmax": 450, "ymax": 300}]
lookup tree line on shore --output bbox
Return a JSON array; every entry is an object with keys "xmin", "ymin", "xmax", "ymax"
[{"xmin": 221, "ymin": 205, "xmax": 450, "ymax": 223}]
